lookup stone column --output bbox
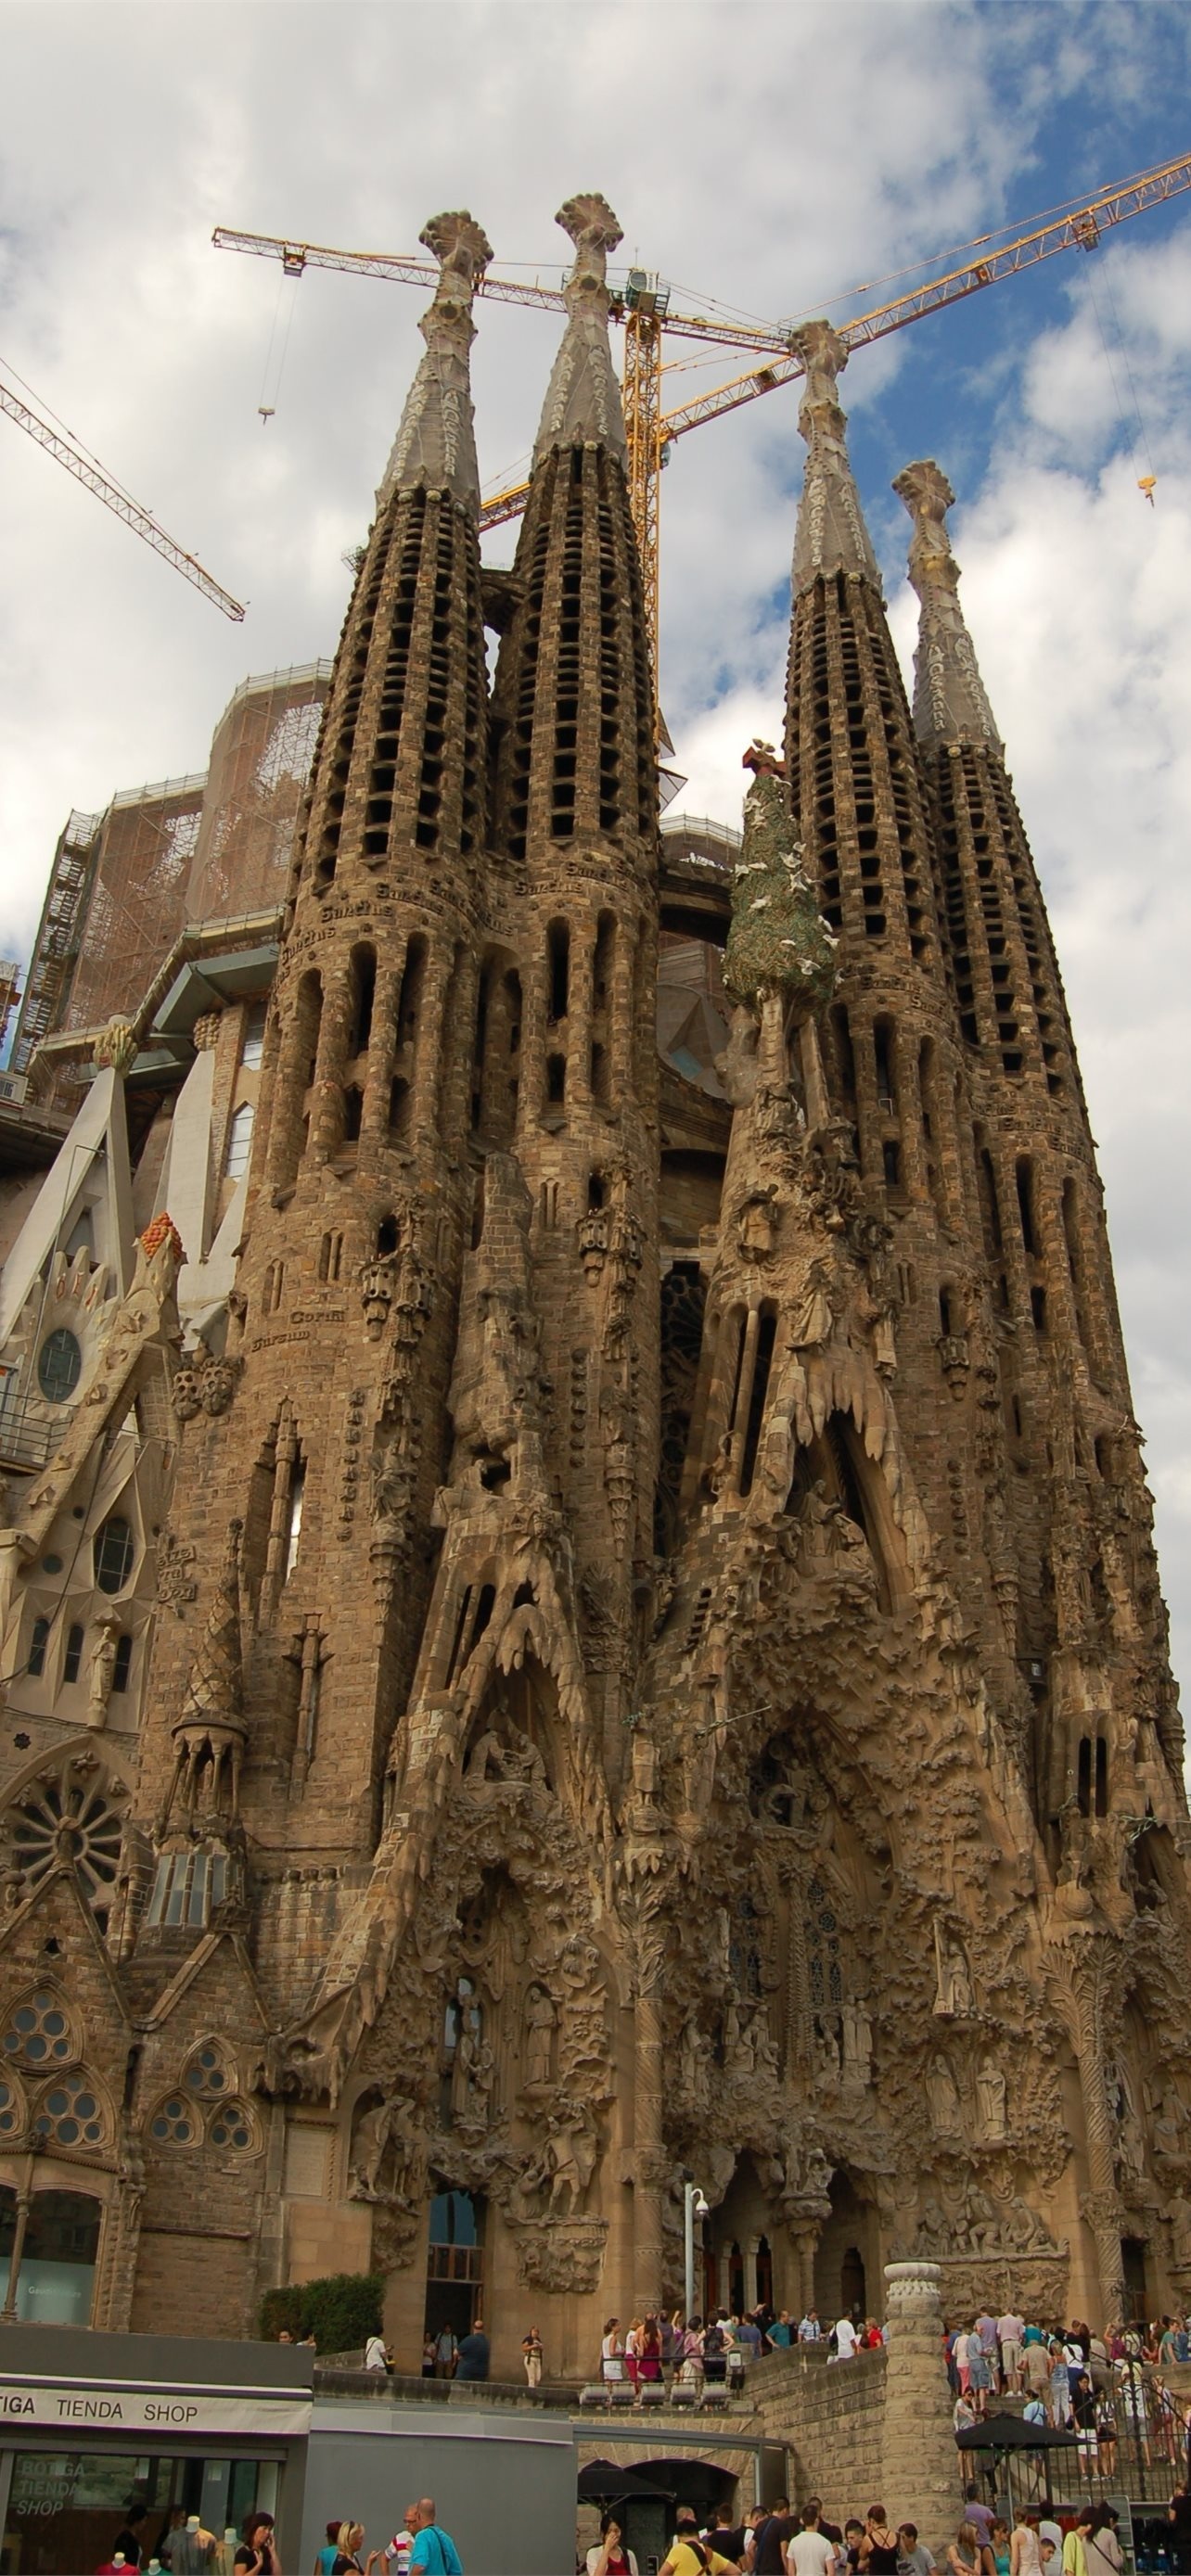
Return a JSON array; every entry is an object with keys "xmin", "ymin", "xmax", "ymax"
[
  {"xmin": 744, "ymin": 2238, "xmax": 760, "ymax": 2309},
  {"xmin": 881, "ymin": 2260, "xmax": 959, "ymax": 2552}
]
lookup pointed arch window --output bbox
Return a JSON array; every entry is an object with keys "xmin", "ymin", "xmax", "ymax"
[
  {"xmin": 2, "ymin": 1992, "xmax": 75, "ymax": 2071},
  {"xmin": 224, "ymin": 1102, "xmax": 256, "ymax": 1180},
  {"xmin": 94, "ymin": 1516, "xmax": 135, "ymax": 1596},
  {"xmin": 33, "ymin": 2075, "xmax": 106, "ymax": 2149},
  {"xmin": 148, "ymin": 2094, "xmax": 198, "ymax": 2147}
]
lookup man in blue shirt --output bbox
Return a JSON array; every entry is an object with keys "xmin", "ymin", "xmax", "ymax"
[{"xmin": 408, "ymin": 2499, "xmax": 463, "ymax": 2575}]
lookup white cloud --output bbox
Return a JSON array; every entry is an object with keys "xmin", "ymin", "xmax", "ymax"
[{"xmin": 1, "ymin": 0, "xmax": 1189, "ymax": 1722}]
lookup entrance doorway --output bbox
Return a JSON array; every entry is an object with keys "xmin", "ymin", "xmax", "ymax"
[{"xmin": 424, "ymin": 2189, "xmax": 484, "ymax": 2343}]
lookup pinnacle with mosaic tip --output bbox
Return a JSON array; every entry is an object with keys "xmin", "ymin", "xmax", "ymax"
[
  {"xmin": 531, "ymin": 190, "xmax": 628, "ymax": 465},
  {"xmin": 375, "ymin": 206, "xmax": 491, "ymax": 515},
  {"xmin": 789, "ymin": 317, "xmax": 880, "ymax": 595},
  {"xmin": 895, "ymin": 456, "xmax": 1002, "ymax": 753}
]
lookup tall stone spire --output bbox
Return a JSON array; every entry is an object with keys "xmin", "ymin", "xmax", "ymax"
[
  {"xmin": 491, "ymin": 188, "xmax": 652, "ymax": 861},
  {"xmin": 532, "ymin": 192, "xmax": 628, "ymax": 465},
  {"xmin": 791, "ymin": 321, "xmax": 881, "ymax": 594},
  {"xmin": 377, "ymin": 210, "xmax": 493, "ymax": 513},
  {"xmin": 893, "ymin": 460, "xmax": 1002, "ymax": 753}
]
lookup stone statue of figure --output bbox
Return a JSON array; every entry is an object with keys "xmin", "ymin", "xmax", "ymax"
[
  {"xmin": 928, "ymin": 2053, "xmax": 962, "ymax": 2136},
  {"xmin": 840, "ymin": 2001, "xmax": 873, "ymax": 2081},
  {"xmin": 87, "ymin": 1615, "xmax": 122, "ymax": 1729},
  {"xmin": 933, "ymin": 1920, "xmax": 975, "ymax": 2017},
  {"xmin": 975, "ymin": 2052, "xmax": 1007, "ymax": 2143},
  {"xmin": 523, "ymin": 1984, "xmax": 556, "ymax": 2090},
  {"xmin": 349, "ymin": 2097, "xmax": 398, "ymax": 2200},
  {"xmin": 545, "ymin": 2108, "xmax": 597, "ymax": 2215}
]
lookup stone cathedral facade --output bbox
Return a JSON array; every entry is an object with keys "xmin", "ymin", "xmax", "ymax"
[{"xmin": 0, "ymin": 194, "xmax": 1187, "ymax": 2373}]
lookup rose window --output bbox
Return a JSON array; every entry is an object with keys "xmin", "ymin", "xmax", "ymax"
[
  {"xmin": 184, "ymin": 2044, "xmax": 230, "ymax": 2098},
  {"xmin": 33, "ymin": 2077, "xmax": 105, "ymax": 2148},
  {"xmin": 8, "ymin": 1763, "xmax": 125, "ymax": 1914},
  {"xmin": 2, "ymin": 1992, "xmax": 74, "ymax": 2069},
  {"xmin": 149, "ymin": 2096, "xmax": 198, "ymax": 2147},
  {"xmin": 209, "ymin": 2100, "xmax": 254, "ymax": 2150}
]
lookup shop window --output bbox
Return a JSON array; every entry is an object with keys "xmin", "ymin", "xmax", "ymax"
[
  {"xmin": 37, "ymin": 1330, "xmax": 82, "ymax": 1405},
  {"xmin": 3, "ymin": 2187, "xmax": 101, "ymax": 2327},
  {"xmin": 63, "ymin": 1624, "xmax": 84, "ymax": 1683},
  {"xmin": 2, "ymin": 1992, "xmax": 74, "ymax": 2070},
  {"xmin": 224, "ymin": 1101, "xmax": 256, "ymax": 1180},
  {"xmin": 148, "ymin": 2094, "xmax": 198, "ymax": 2147},
  {"xmin": 210, "ymin": 2099, "xmax": 256, "ymax": 2150},
  {"xmin": 33, "ymin": 2076, "xmax": 105, "ymax": 2149},
  {"xmin": 184, "ymin": 2043, "xmax": 231, "ymax": 2099},
  {"xmin": 94, "ymin": 1516, "xmax": 135, "ymax": 1596},
  {"xmin": 27, "ymin": 1617, "xmax": 49, "ymax": 1678}
]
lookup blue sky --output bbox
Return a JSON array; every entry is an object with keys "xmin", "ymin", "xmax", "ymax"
[{"xmin": 1, "ymin": 0, "xmax": 1190, "ymax": 1720}]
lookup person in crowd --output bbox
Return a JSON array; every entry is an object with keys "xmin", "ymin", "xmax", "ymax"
[
  {"xmin": 601, "ymin": 2318, "xmax": 625, "ymax": 2383},
  {"xmin": 832, "ymin": 2313, "xmax": 859, "ymax": 2361},
  {"xmin": 769, "ymin": 2311, "xmax": 793, "ymax": 2348},
  {"xmin": 1084, "ymin": 2510, "xmax": 1121, "ymax": 2576},
  {"xmin": 364, "ymin": 2331, "xmax": 389, "ymax": 2372},
  {"xmin": 364, "ymin": 2505, "xmax": 417, "ymax": 2576},
  {"xmin": 421, "ymin": 2334, "xmax": 436, "ymax": 2378},
  {"xmin": 750, "ymin": 2500, "xmax": 799, "ymax": 2576},
  {"xmin": 897, "ymin": 2524, "xmax": 936, "ymax": 2576},
  {"xmin": 1036, "ymin": 2510, "xmax": 1062, "ymax": 2568},
  {"xmin": 1061, "ymin": 2509, "xmax": 1096, "ymax": 2576},
  {"xmin": 277, "ymin": 2330, "xmax": 293, "ymax": 2345},
  {"xmin": 986, "ymin": 2520, "xmax": 1011, "ymax": 2576},
  {"xmin": 797, "ymin": 2307, "xmax": 821, "ymax": 2344},
  {"xmin": 111, "ymin": 2505, "xmax": 147, "ymax": 2568},
  {"xmin": 1168, "ymin": 2487, "xmax": 1191, "ymax": 2574},
  {"xmin": 623, "ymin": 2316, "xmax": 644, "ymax": 2391},
  {"xmin": 702, "ymin": 2315, "xmax": 728, "ymax": 2384},
  {"xmin": 679, "ymin": 2317, "xmax": 705, "ymax": 2387},
  {"xmin": 858, "ymin": 2507, "xmax": 900, "ymax": 2576},
  {"xmin": 1022, "ymin": 2334, "xmax": 1051, "ymax": 2407},
  {"xmin": 407, "ymin": 2499, "xmax": 463, "ymax": 2576},
  {"xmin": 967, "ymin": 2324, "xmax": 992, "ymax": 2417},
  {"xmin": 702, "ymin": 2502, "xmax": 747, "ymax": 2568},
  {"xmin": 660, "ymin": 2312, "xmax": 677, "ymax": 2373},
  {"xmin": 1009, "ymin": 2510, "xmax": 1041, "ymax": 2576},
  {"xmin": 954, "ymin": 2391, "xmax": 977, "ymax": 2435},
  {"xmin": 803, "ymin": 2493, "xmax": 841, "ymax": 2550},
  {"xmin": 432, "ymin": 2324, "xmax": 456, "ymax": 2379},
  {"xmin": 658, "ymin": 2507, "xmax": 736, "ymax": 2576},
  {"xmin": 736, "ymin": 2310, "xmax": 763, "ymax": 2366},
  {"xmin": 1023, "ymin": 2394, "xmax": 1047, "ymax": 2428},
  {"xmin": 997, "ymin": 2306, "xmax": 1025, "ymax": 2392},
  {"xmin": 946, "ymin": 2526, "xmax": 983, "ymax": 2576},
  {"xmin": 234, "ymin": 2515, "xmax": 280, "ymax": 2576},
  {"xmin": 789, "ymin": 2504, "xmax": 837, "ymax": 2576},
  {"xmin": 318, "ymin": 2520, "xmax": 346, "ymax": 2576},
  {"xmin": 586, "ymin": 2508, "xmax": 639, "ymax": 2576},
  {"xmin": 329, "ymin": 2529, "xmax": 365, "ymax": 2576},
  {"xmin": 521, "ymin": 2325, "xmax": 544, "ymax": 2387},
  {"xmin": 975, "ymin": 2309, "xmax": 999, "ymax": 2382},
  {"xmin": 638, "ymin": 2315, "xmax": 663, "ymax": 2388},
  {"xmin": 455, "ymin": 2315, "xmax": 489, "ymax": 2382},
  {"xmin": 963, "ymin": 2488, "xmax": 995, "ymax": 2551}
]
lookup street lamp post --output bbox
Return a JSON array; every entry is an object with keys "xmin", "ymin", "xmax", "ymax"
[{"xmin": 684, "ymin": 2178, "xmax": 710, "ymax": 2325}]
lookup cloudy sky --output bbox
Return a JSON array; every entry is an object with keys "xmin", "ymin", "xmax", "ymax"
[{"xmin": 2, "ymin": 0, "xmax": 1190, "ymax": 1703}]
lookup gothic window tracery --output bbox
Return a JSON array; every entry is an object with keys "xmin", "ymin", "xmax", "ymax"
[
  {"xmin": 184, "ymin": 2042, "xmax": 232, "ymax": 2099},
  {"xmin": 6, "ymin": 1758, "xmax": 126, "ymax": 1922},
  {"xmin": 2, "ymin": 1991, "xmax": 76, "ymax": 2071},
  {"xmin": 209, "ymin": 2099, "xmax": 258, "ymax": 2151},
  {"xmin": 0, "ymin": 2079, "xmax": 24, "ymax": 2136},
  {"xmin": 33, "ymin": 2074, "xmax": 106, "ymax": 2149},
  {"xmin": 148, "ymin": 2095, "xmax": 198, "ymax": 2147}
]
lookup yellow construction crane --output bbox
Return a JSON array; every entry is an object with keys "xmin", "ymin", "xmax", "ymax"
[
  {"xmin": 0, "ymin": 369, "xmax": 246, "ymax": 619},
  {"xmin": 214, "ymin": 149, "xmax": 1191, "ymax": 692}
]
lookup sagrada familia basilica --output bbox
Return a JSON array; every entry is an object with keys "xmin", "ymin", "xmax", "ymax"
[{"xmin": 0, "ymin": 193, "xmax": 1186, "ymax": 2377}]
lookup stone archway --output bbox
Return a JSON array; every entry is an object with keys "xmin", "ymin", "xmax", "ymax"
[{"xmin": 813, "ymin": 2168, "xmax": 879, "ymax": 2325}]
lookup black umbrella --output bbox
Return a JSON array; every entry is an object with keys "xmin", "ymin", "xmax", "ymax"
[
  {"xmin": 957, "ymin": 2413, "xmax": 1080, "ymax": 2451},
  {"xmin": 578, "ymin": 2461, "xmax": 677, "ymax": 2501}
]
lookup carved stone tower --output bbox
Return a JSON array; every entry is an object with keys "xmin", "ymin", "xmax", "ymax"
[{"xmin": 0, "ymin": 218, "xmax": 1185, "ymax": 2368}]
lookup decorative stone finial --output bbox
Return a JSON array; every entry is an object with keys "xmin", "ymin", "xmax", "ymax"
[
  {"xmin": 531, "ymin": 190, "xmax": 628, "ymax": 466},
  {"xmin": 790, "ymin": 319, "xmax": 881, "ymax": 595},
  {"xmin": 894, "ymin": 459, "xmax": 1002, "ymax": 753},
  {"xmin": 170, "ymin": 1520, "xmax": 247, "ymax": 1824},
  {"xmin": 93, "ymin": 1017, "xmax": 136, "ymax": 1074},
  {"xmin": 376, "ymin": 208, "xmax": 492, "ymax": 516}
]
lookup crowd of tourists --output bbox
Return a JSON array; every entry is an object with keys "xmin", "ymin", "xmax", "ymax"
[
  {"xmin": 945, "ymin": 2310, "xmax": 1191, "ymax": 2468},
  {"xmin": 596, "ymin": 2305, "xmax": 882, "ymax": 2391},
  {"xmin": 586, "ymin": 2493, "xmax": 1138, "ymax": 2576}
]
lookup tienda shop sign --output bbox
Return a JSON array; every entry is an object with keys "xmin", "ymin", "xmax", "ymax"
[{"xmin": 0, "ymin": 2384, "xmax": 312, "ymax": 2436}]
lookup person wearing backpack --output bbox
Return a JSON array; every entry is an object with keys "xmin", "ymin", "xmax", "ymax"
[
  {"xmin": 658, "ymin": 2509, "xmax": 736, "ymax": 2576},
  {"xmin": 408, "ymin": 2500, "xmax": 463, "ymax": 2576}
]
